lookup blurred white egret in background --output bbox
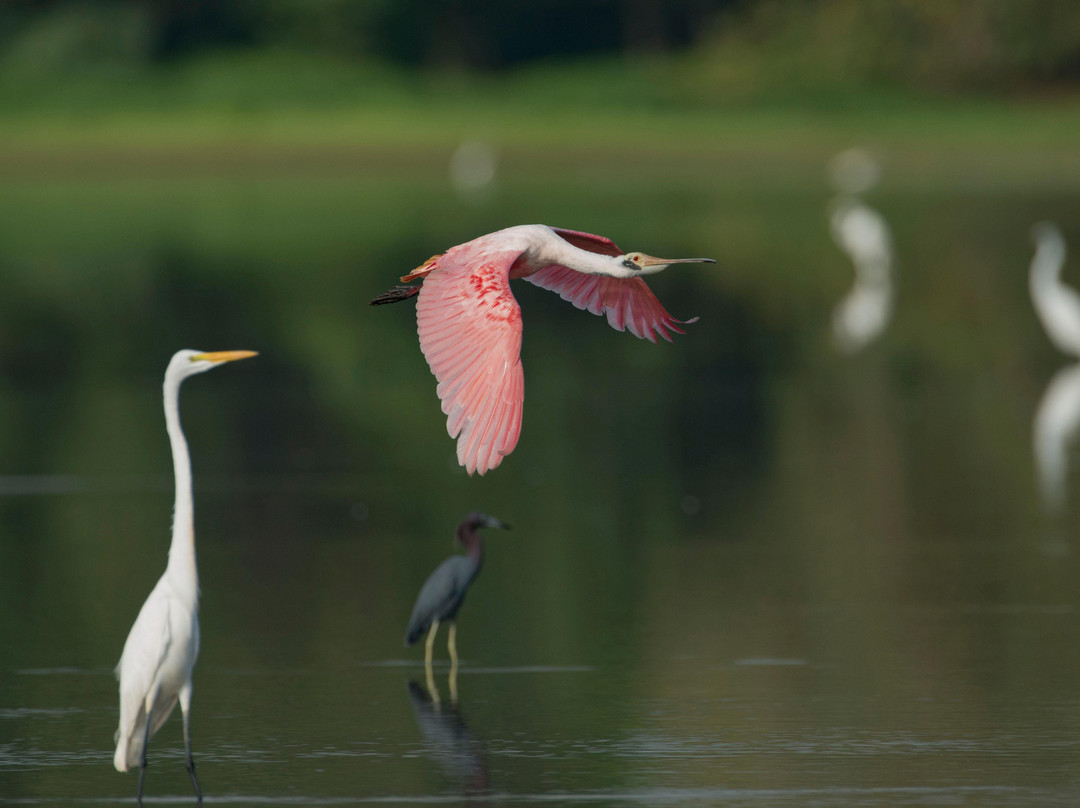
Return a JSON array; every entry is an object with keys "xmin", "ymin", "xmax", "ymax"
[
  {"xmin": 827, "ymin": 147, "xmax": 882, "ymax": 196},
  {"xmin": 1029, "ymin": 223, "xmax": 1080, "ymax": 357},
  {"xmin": 449, "ymin": 140, "xmax": 499, "ymax": 199},
  {"xmin": 1030, "ymin": 223, "xmax": 1080, "ymax": 518},
  {"xmin": 829, "ymin": 196, "xmax": 895, "ymax": 353},
  {"xmin": 114, "ymin": 349, "xmax": 256, "ymax": 806}
]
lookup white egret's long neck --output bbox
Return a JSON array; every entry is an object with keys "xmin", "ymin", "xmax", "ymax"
[{"xmin": 163, "ymin": 371, "xmax": 198, "ymax": 597}]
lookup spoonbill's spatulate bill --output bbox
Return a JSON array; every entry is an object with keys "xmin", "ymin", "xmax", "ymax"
[
  {"xmin": 372, "ymin": 225, "xmax": 715, "ymax": 475},
  {"xmin": 114, "ymin": 349, "xmax": 256, "ymax": 807}
]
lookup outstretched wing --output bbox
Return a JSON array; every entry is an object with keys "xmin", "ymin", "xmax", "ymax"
[
  {"xmin": 524, "ymin": 266, "xmax": 697, "ymax": 344},
  {"xmin": 416, "ymin": 248, "xmax": 525, "ymax": 476}
]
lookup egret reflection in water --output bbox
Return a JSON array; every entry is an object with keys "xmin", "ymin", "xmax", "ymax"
[
  {"xmin": 1033, "ymin": 363, "xmax": 1080, "ymax": 516},
  {"xmin": 827, "ymin": 150, "xmax": 896, "ymax": 353},
  {"xmin": 1031, "ymin": 223, "xmax": 1080, "ymax": 517},
  {"xmin": 406, "ymin": 679, "xmax": 489, "ymax": 799}
]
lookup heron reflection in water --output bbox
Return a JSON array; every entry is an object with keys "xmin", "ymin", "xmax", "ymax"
[
  {"xmin": 1030, "ymin": 223, "xmax": 1080, "ymax": 518},
  {"xmin": 827, "ymin": 149, "xmax": 896, "ymax": 353},
  {"xmin": 407, "ymin": 679, "xmax": 489, "ymax": 799},
  {"xmin": 405, "ymin": 513, "xmax": 509, "ymax": 699}
]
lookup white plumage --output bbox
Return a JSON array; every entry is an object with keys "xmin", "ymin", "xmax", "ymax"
[
  {"xmin": 114, "ymin": 349, "xmax": 255, "ymax": 805},
  {"xmin": 1030, "ymin": 223, "xmax": 1080, "ymax": 357},
  {"xmin": 830, "ymin": 198, "xmax": 895, "ymax": 353}
]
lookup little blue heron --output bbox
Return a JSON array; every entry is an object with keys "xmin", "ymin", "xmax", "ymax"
[{"xmin": 405, "ymin": 513, "xmax": 510, "ymax": 671}]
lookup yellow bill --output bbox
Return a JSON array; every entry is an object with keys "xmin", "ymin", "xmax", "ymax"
[{"xmin": 191, "ymin": 350, "xmax": 258, "ymax": 364}]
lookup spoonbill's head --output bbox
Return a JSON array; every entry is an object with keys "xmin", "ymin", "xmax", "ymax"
[
  {"xmin": 619, "ymin": 252, "xmax": 716, "ymax": 277},
  {"xmin": 168, "ymin": 349, "xmax": 259, "ymax": 382}
]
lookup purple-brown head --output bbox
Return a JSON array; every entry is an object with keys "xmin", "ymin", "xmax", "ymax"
[{"xmin": 456, "ymin": 512, "xmax": 511, "ymax": 545}]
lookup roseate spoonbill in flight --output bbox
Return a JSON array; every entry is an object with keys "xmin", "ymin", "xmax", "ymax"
[
  {"xmin": 405, "ymin": 512, "xmax": 510, "ymax": 681},
  {"xmin": 114, "ymin": 349, "xmax": 257, "ymax": 806},
  {"xmin": 372, "ymin": 225, "xmax": 715, "ymax": 475}
]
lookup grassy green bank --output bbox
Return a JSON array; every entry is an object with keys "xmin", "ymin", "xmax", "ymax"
[{"xmin": 1, "ymin": 54, "xmax": 1078, "ymax": 190}]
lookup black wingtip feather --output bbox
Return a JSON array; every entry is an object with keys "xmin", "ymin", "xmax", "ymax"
[{"xmin": 371, "ymin": 285, "xmax": 420, "ymax": 306}]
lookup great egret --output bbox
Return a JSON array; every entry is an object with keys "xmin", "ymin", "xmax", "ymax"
[
  {"xmin": 830, "ymin": 198, "xmax": 895, "ymax": 353},
  {"xmin": 371, "ymin": 225, "xmax": 714, "ymax": 475},
  {"xmin": 1030, "ymin": 223, "xmax": 1080, "ymax": 357},
  {"xmin": 405, "ymin": 513, "xmax": 510, "ymax": 677},
  {"xmin": 113, "ymin": 349, "xmax": 256, "ymax": 806}
]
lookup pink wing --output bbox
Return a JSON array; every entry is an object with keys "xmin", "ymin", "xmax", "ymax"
[
  {"xmin": 524, "ymin": 265, "xmax": 698, "ymax": 344},
  {"xmin": 416, "ymin": 248, "xmax": 525, "ymax": 476}
]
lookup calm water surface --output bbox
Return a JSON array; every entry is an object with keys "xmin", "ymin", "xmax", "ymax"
[{"xmin": 2, "ymin": 156, "xmax": 1080, "ymax": 805}]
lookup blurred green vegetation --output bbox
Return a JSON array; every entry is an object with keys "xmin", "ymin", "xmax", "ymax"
[
  {"xmin": 0, "ymin": 0, "xmax": 1076, "ymax": 160},
  {"xmin": 2, "ymin": 0, "xmax": 1078, "ymax": 85}
]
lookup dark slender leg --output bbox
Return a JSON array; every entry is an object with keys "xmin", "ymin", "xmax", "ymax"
[
  {"xmin": 179, "ymin": 685, "xmax": 202, "ymax": 803},
  {"xmin": 183, "ymin": 709, "xmax": 202, "ymax": 803},
  {"xmin": 137, "ymin": 711, "xmax": 152, "ymax": 807}
]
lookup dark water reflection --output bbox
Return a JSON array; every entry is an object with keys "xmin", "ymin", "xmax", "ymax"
[
  {"xmin": 406, "ymin": 679, "xmax": 489, "ymax": 799},
  {"xmin": 1, "ymin": 170, "xmax": 1080, "ymax": 804}
]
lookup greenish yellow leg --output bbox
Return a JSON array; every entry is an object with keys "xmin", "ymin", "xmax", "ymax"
[
  {"xmin": 424, "ymin": 620, "xmax": 441, "ymax": 704},
  {"xmin": 425, "ymin": 663, "xmax": 440, "ymax": 705},
  {"xmin": 449, "ymin": 656, "xmax": 459, "ymax": 705},
  {"xmin": 424, "ymin": 620, "xmax": 440, "ymax": 668},
  {"xmin": 447, "ymin": 622, "xmax": 459, "ymax": 667}
]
